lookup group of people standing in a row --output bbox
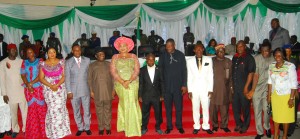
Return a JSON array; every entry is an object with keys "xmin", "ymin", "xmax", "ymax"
[{"xmin": 0, "ymin": 17, "xmax": 299, "ymax": 139}]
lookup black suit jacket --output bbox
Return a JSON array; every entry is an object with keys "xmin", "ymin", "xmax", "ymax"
[
  {"xmin": 138, "ymin": 66, "xmax": 165, "ymax": 100},
  {"xmin": 0, "ymin": 41, "xmax": 8, "ymax": 61}
]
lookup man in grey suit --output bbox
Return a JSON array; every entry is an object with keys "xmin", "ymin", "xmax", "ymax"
[
  {"xmin": 65, "ymin": 45, "xmax": 92, "ymax": 136},
  {"xmin": 269, "ymin": 18, "xmax": 290, "ymax": 50}
]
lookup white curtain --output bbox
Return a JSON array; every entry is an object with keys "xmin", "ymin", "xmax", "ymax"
[{"xmin": 0, "ymin": 3, "xmax": 72, "ymax": 20}]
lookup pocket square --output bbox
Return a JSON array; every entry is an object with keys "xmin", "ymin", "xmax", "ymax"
[{"xmin": 204, "ymin": 63, "xmax": 209, "ymax": 66}]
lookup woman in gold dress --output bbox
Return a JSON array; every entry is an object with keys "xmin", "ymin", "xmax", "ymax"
[{"xmin": 110, "ymin": 37, "xmax": 141, "ymax": 137}]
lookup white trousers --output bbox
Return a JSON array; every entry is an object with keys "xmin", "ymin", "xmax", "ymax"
[
  {"xmin": 192, "ymin": 92, "xmax": 210, "ymax": 130},
  {"xmin": 9, "ymin": 100, "xmax": 28, "ymax": 133},
  {"xmin": 0, "ymin": 104, "xmax": 11, "ymax": 133}
]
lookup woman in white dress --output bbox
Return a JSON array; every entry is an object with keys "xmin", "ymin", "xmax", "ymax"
[{"xmin": 39, "ymin": 47, "xmax": 71, "ymax": 138}]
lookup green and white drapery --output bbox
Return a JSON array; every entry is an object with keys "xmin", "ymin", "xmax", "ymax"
[{"xmin": 0, "ymin": 0, "xmax": 299, "ymax": 56}]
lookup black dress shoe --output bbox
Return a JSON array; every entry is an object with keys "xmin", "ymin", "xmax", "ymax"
[
  {"xmin": 234, "ymin": 126, "xmax": 241, "ymax": 132},
  {"xmin": 0, "ymin": 133, "xmax": 4, "ymax": 138},
  {"xmin": 212, "ymin": 127, "xmax": 218, "ymax": 132},
  {"xmin": 11, "ymin": 132, "xmax": 18, "ymax": 138},
  {"xmin": 165, "ymin": 129, "xmax": 172, "ymax": 134},
  {"xmin": 106, "ymin": 130, "xmax": 111, "ymax": 135},
  {"xmin": 255, "ymin": 134, "xmax": 264, "ymax": 139},
  {"xmin": 193, "ymin": 129, "xmax": 200, "ymax": 134},
  {"xmin": 99, "ymin": 130, "xmax": 104, "ymax": 135},
  {"xmin": 5, "ymin": 131, "xmax": 12, "ymax": 136},
  {"xmin": 220, "ymin": 128, "xmax": 231, "ymax": 133},
  {"xmin": 265, "ymin": 129, "xmax": 271, "ymax": 138},
  {"xmin": 239, "ymin": 129, "xmax": 247, "ymax": 134},
  {"xmin": 85, "ymin": 130, "xmax": 92, "ymax": 135},
  {"xmin": 203, "ymin": 129, "xmax": 214, "ymax": 134},
  {"xmin": 178, "ymin": 128, "xmax": 185, "ymax": 134},
  {"xmin": 75, "ymin": 130, "xmax": 83, "ymax": 136},
  {"xmin": 287, "ymin": 133, "xmax": 292, "ymax": 137}
]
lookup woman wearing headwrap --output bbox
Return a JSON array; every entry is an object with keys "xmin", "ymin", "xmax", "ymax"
[{"xmin": 110, "ymin": 37, "xmax": 141, "ymax": 137}]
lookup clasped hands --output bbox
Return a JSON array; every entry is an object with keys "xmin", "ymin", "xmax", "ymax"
[
  {"xmin": 120, "ymin": 80, "xmax": 131, "ymax": 89},
  {"xmin": 25, "ymin": 82, "xmax": 34, "ymax": 93}
]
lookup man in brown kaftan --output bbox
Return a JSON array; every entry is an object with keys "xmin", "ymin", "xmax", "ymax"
[{"xmin": 210, "ymin": 45, "xmax": 232, "ymax": 133}]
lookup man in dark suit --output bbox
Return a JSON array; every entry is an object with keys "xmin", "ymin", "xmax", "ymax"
[
  {"xmin": 159, "ymin": 38, "xmax": 187, "ymax": 134},
  {"xmin": 0, "ymin": 34, "xmax": 8, "ymax": 61},
  {"xmin": 269, "ymin": 18, "xmax": 290, "ymax": 50},
  {"xmin": 139, "ymin": 53, "xmax": 164, "ymax": 135}
]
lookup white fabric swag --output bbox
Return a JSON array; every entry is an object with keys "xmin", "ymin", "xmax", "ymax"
[{"xmin": 0, "ymin": 3, "xmax": 72, "ymax": 20}]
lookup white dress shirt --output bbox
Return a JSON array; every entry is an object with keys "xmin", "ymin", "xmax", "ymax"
[
  {"xmin": 74, "ymin": 56, "xmax": 81, "ymax": 65},
  {"xmin": 147, "ymin": 65, "xmax": 156, "ymax": 83},
  {"xmin": 0, "ymin": 42, "xmax": 2, "ymax": 56}
]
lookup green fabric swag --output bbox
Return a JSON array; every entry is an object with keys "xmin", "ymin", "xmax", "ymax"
[
  {"xmin": 203, "ymin": 0, "xmax": 244, "ymax": 10},
  {"xmin": 260, "ymin": 0, "xmax": 300, "ymax": 13},
  {"xmin": 144, "ymin": 0, "xmax": 198, "ymax": 12},
  {"xmin": 75, "ymin": 4, "xmax": 138, "ymax": 20},
  {"xmin": 0, "ymin": 9, "xmax": 72, "ymax": 30}
]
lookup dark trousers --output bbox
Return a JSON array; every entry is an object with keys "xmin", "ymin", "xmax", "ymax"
[
  {"xmin": 141, "ymin": 97, "xmax": 162, "ymax": 130},
  {"xmin": 209, "ymin": 104, "xmax": 229, "ymax": 128},
  {"xmin": 232, "ymin": 91, "xmax": 251, "ymax": 130},
  {"xmin": 164, "ymin": 92, "xmax": 183, "ymax": 129},
  {"xmin": 288, "ymin": 97, "xmax": 299, "ymax": 134}
]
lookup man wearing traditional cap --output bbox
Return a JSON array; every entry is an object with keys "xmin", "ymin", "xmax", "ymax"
[
  {"xmin": 88, "ymin": 49, "xmax": 114, "ymax": 135},
  {"xmin": 73, "ymin": 33, "xmax": 90, "ymax": 56},
  {"xmin": 109, "ymin": 31, "xmax": 120, "ymax": 55},
  {"xmin": 65, "ymin": 45, "xmax": 92, "ymax": 136},
  {"xmin": 0, "ymin": 34, "xmax": 8, "ymax": 61},
  {"xmin": 19, "ymin": 35, "xmax": 33, "ymax": 59},
  {"xmin": 46, "ymin": 32, "xmax": 62, "ymax": 54},
  {"xmin": 225, "ymin": 37, "xmax": 236, "ymax": 55},
  {"xmin": 187, "ymin": 43, "xmax": 213, "ymax": 135},
  {"xmin": 210, "ymin": 44, "xmax": 232, "ymax": 133},
  {"xmin": 248, "ymin": 42, "xmax": 273, "ymax": 139},
  {"xmin": 183, "ymin": 27, "xmax": 195, "ymax": 55},
  {"xmin": 159, "ymin": 38, "xmax": 187, "ymax": 134},
  {"xmin": 0, "ymin": 44, "xmax": 27, "ymax": 138}
]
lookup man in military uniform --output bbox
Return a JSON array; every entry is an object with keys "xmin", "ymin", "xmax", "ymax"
[
  {"xmin": 46, "ymin": 32, "xmax": 62, "ymax": 54},
  {"xmin": 73, "ymin": 33, "xmax": 90, "ymax": 56},
  {"xmin": 183, "ymin": 27, "xmax": 195, "ymax": 56},
  {"xmin": 148, "ymin": 30, "xmax": 164, "ymax": 55},
  {"xmin": 19, "ymin": 35, "xmax": 33, "ymax": 59},
  {"xmin": 109, "ymin": 31, "xmax": 120, "ymax": 55}
]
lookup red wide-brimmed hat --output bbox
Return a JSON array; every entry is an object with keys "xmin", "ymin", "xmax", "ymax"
[{"xmin": 114, "ymin": 37, "xmax": 134, "ymax": 52}]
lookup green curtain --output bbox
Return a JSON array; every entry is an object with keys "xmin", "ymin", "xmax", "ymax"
[
  {"xmin": 0, "ymin": 9, "xmax": 72, "ymax": 30},
  {"xmin": 260, "ymin": 0, "xmax": 300, "ymax": 13},
  {"xmin": 75, "ymin": 4, "xmax": 138, "ymax": 20},
  {"xmin": 203, "ymin": 0, "xmax": 244, "ymax": 10},
  {"xmin": 144, "ymin": 0, "xmax": 198, "ymax": 12}
]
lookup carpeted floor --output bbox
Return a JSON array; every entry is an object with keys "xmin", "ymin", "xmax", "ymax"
[{"xmin": 5, "ymin": 94, "xmax": 266, "ymax": 139}]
